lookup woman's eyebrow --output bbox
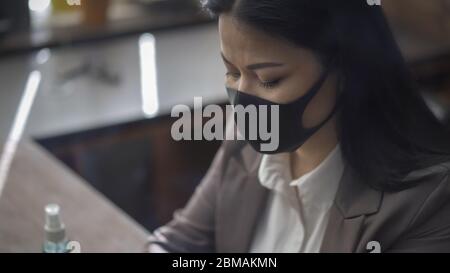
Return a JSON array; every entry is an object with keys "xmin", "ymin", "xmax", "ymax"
[{"xmin": 221, "ymin": 52, "xmax": 284, "ymax": 71}]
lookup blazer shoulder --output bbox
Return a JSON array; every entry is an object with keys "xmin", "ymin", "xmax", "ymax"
[
  {"xmin": 403, "ymin": 160, "xmax": 450, "ymax": 184},
  {"xmin": 380, "ymin": 161, "xmax": 450, "ymax": 224},
  {"xmin": 400, "ymin": 161, "xmax": 450, "ymax": 230}
]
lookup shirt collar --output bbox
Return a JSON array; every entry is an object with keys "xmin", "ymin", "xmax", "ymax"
[{"xmin": 258, "ymin": 144, "xmax": 344, "ymax": 209}]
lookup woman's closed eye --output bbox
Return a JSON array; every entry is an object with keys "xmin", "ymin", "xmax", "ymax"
[
  {"xmin": 225, "ymin": 70, "xmax": 283, "ymax": 90},
  {"xmin": 225, "ymin": 71, "xmax": 241, "ymax": 80},
  {"xmin": 259, "ymin": 78, "xmax": 282, "ymax": 89}
]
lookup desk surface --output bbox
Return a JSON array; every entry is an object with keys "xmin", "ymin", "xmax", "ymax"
[{"xmin": 0, "ymin": 140, "xmax": 149, "ymax": 252}]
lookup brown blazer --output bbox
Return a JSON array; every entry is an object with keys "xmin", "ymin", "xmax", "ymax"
[{"xmin": 147, "ymin": 140, "xmax": 450, "ymax": 253}]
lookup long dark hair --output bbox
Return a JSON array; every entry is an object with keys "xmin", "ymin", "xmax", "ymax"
[{"xmin": 202, "ymin": 0, "xmax": 450, "ymax": 191}]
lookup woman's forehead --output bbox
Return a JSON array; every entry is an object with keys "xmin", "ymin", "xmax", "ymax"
[{"xmin": 218, "ymin": 15, "xmax": 303, "ymax": 64}]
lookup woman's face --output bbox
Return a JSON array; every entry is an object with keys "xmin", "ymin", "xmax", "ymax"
[{"xmin": 218, "ymin": 14, "xmax": 338, "ymax": 128}]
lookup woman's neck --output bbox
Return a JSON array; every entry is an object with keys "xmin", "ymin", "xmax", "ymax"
[{"xmin": 290, "ymin": 115, "xmax": 339, "ymax": 180}]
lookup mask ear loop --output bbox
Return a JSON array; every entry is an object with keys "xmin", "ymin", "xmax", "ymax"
[
  {"xmin": 290, "ymin": 60, "xmax": 335, "ymax": 108},
  {"xmin": 299, "ymin": 57, "xmax": 342, "ymax": 130}
]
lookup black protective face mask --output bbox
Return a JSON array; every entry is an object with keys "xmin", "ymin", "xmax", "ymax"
[{"xmin": 226, "ymin": 64, "xmax": 339, "ymax": 154}]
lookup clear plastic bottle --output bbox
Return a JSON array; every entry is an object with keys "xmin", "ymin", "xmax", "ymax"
[{"xmin": 43, "ymin": 204, "xmax": 68, "ymax": 253}]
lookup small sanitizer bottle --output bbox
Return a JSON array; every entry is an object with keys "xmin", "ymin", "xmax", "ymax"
[{"xmin": 43, "ymin": 204, "xmax": 69, "ymax": 253}]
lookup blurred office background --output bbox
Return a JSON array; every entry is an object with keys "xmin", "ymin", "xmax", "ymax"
[{"xmin": 0, "ymin": 0, "xmax": 449, "ymax": 233}]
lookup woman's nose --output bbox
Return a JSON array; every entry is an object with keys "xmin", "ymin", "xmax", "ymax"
[{"xmin": 237, "ymin": 78, "xmax": 256, "ymax": 95}]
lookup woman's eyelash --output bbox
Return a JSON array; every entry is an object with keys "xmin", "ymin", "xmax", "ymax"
[
  {"xmin": 225, "ymin": 72, "xmax": 281, "ymax": 89},
  {"xmin": 260, "ymin": 79, "xmax": 281, "ymax": 89},
  {"xmin": 226, "ymin": 72, "xmax": 241, "ymax": 79}
]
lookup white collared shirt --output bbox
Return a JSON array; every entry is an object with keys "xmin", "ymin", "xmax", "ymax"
[{"xmin": 249, "ymin": 144, "xmax": 344, "ymax": 253}]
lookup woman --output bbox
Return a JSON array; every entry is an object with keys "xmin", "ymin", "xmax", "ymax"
[{"xmin": 148, "ymin": 0, "xmax": 450, "ymax": 252}]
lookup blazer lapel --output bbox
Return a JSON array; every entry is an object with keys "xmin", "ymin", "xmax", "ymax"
[
  {"xmin": 217, "ymin": 143, "xmax": 383, "ymax": 253},
  {"xmin": 216, "ymin": 145, "xmax": 270, "ymax": 253},
  {"xmin": 320, "ymin": 165, "xmax": 383, "ymax": 253}
]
